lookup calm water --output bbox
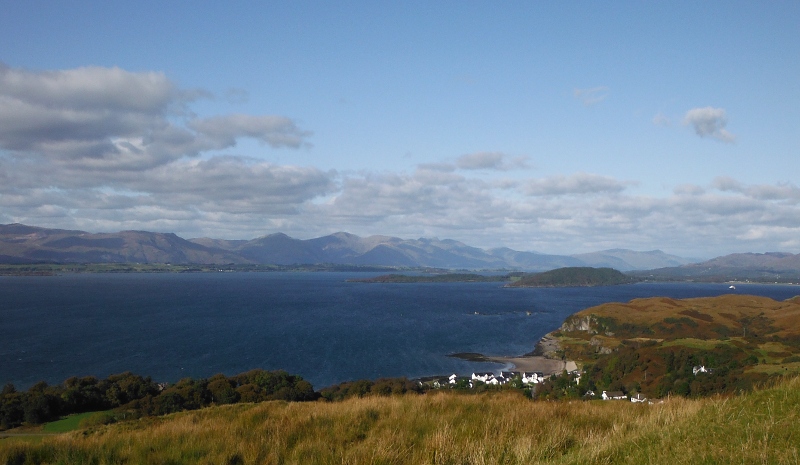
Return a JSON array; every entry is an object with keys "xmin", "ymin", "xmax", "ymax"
[{"xmin": 1, "ymin": 272, "xmax": 798, "ymax": 390}]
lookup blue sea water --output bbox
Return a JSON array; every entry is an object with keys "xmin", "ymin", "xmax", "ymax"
[{"xmin": 1, "ymin": 272, "xmax": 798, "ymax": 390}]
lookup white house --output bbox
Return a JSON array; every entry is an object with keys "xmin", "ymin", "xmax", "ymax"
[
  {"xmin": 693, "ymin": 365, "xmax": 709, "ymax": 375},
  {"xmin": 601, "ymin": 390, "xmax": 627, "ymax": 400},
  {"xmin": 521, "ymin": 372, "xmax": 545, "ymax": 384},
  {"xmin": 630, "ymin": 393, "xmax": 648, "ymax": 403}
]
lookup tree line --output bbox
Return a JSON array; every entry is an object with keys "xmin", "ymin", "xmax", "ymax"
[{"xmin": 0, "ymin": 369, "xmax": 316, "ymax": 430}]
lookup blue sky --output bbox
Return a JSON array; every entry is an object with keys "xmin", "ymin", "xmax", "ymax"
[{"xmin": 1, "ymin": 2, "xmax": 799, "ymax": 258}]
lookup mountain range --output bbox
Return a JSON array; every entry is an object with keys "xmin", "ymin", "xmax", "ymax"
[
  {"xmin": 629, "ymin": 252, "xmax": 800, "ymax": 282},
  {"xmin": 0, "ymin": 223, "xmax": 692, "ymax": 271}
]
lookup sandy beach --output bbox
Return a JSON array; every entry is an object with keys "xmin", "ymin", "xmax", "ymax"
[{"xmin": 484, "ymin": 356, "xmax": 577, "ymax": 375}]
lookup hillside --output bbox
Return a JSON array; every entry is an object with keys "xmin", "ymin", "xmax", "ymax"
[
  {"xmin": 0, "ymin": 224, "xmax": 246, "ymax": 265},
  {"xmin": 632, "ymin": 252, "xmax": 800, "ymax": 282},
  {"xmin": 507, "ymin": 267, "xmax": 636, "ymax": 287},
  {"xmin": 3, "ymin": 377, "xmax": 800, "ymax": 464},
  {"xmin": 540, "ymin": 294, "xmax": 800, "ymax": 399}
]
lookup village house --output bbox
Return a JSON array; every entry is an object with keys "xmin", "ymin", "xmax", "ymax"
[
  {"xmin": 520, "ymin": 372, "xmax": 545, "ymax": 384},
  {"xmin": 471, "ymin": 372, "xmax": 509, "ymax": 385},
  {"xmin": 630, "ymin": 393, "xmax": 648, "ymax": 403},
  {"xmin": 601, "ymin": 390, "xmax": 627, "ymax": 400},
  {"xmin": 693, "ymin": 365, "xmax": 710, "ymax": 375}
]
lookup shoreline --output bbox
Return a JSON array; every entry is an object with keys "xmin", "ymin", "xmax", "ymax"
[
  {"xmin": 448, "ymin": 350, "xmax": 577, "ymax": 376},
  {"xmin": 448, "ymin": 331, "xmax": 577, "ymax": 376},
  {"xmin": 483, "ymin": 355, "xmax": 577, "ymax": 375}
]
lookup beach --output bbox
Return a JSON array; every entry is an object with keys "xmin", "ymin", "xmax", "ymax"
[{"xmin": 485, "ymin": 356, "xmax": 577, "ymax": 375}]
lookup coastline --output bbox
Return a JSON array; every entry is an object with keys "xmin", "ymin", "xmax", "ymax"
[
  {"xmin": 484, "ymin": 355, "xmax": 577, "ymax": 375},
  {"xmin": 449, "ymin": 332, "xmax": 577, "ymax": 376}
]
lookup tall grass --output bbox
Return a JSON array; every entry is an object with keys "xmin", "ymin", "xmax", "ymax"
[{"xmin": 3, "ymin": 377, "xmax": 800, "ymax": 464}]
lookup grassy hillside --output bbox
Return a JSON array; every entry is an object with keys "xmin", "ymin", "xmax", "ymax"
[
  {"xmin": 3, "ymin": 376, "xmax": 800, "ymax": 464},
  {"xmin": 545, "ymin": 294, "xmax": 800, "ymax": 398}
]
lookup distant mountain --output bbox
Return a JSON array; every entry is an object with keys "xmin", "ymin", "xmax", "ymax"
[
  {"xmin": 0, "ymin": 223, "xmax": 698, "ymax": 271},
  {"xmin": 0, "ymin": 224, "xmax": 245, "ymax": 265},
  {"xmin": 571, "ymin": 249, "xmax": 692, "ymax": 271},
  {"xmin": 632, "ymin": 252, "xmax": 800, "ymax": 282},
  {"xmin": 488, "ymin": 248, "xmax": 584, "ymax": 271}
]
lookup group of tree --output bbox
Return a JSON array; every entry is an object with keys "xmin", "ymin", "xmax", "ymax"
[
  {"xmin": 318, "ymin": 377, "xmax": 424, "ymax": 401},
  {"xmin": 0, "ymin": 369, "xmax": 317, "ymax": 430},
  {"xmin": 532, "ymin": 339, "xmax": 773, "ymax": 401}
]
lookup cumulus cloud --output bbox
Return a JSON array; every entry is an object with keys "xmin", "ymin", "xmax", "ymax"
[
  {"xmin": 713, "ymin": 176, "xmax": 800, "ymax": 202},
  {"xmin": 456, "ymin": 152, "xmax": 529, "ymax": 171},
  {"xmin": 573, "ymin": 86, "xmax": 609, "ymax": 106},
  {"xmin": 683, "ymin": 107, "xmax": 736, "ymax": 143},
  {"xmin": 525, "ymin": 173, "xmax": 631, "ymax": 196},
  {"xmin": 0, "ymin": 62, "xmax": 326, "ymax": 238},
  {"xmin": 189, "ymin": 114, "xmax": 311, "ymax": 149},
  {"xmin": 0, "ymin": 62, "xmax": 312, "ymax": 171}
]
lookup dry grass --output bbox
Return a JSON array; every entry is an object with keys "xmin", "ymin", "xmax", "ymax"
[
  {"xmin": 3, "ymin": 376, "xmax": 800, "ymax": 464},
  {"xmin": 576, "ymin": 295, "xmax": 800, "ymax": 334}
]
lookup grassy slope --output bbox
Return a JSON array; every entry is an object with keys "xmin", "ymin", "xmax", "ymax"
[
  {"xmin": 553, "ymin": 295, "xmax": 800, "ymax": 379},
  {"xmin": 41, "ymin": 412, "xmax": 102, "ymax": 433},
  {"xmin": 2, "ymin": 377, "xmax": 800, "ymax": 464}
]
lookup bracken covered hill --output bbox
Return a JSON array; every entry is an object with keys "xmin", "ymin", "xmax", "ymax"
[
  {"xmin": 559, "ymin": 294, "xmax": 800, "ymax": 343},
  {"xmin": 544, "ymin": 294, "xmax": 800, "ymax": 399}
]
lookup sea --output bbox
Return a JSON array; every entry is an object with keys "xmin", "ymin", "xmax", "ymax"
[{"xmin": 1, "ymin": 272, "xmax": 799, "ymax": 390}]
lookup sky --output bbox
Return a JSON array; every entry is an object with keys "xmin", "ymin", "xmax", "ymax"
[{"xmin": 1, "ymin": 1, "xmax": 799, "ymax": 258}]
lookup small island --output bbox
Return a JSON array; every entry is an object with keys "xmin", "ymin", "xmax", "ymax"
[{"xmin": 506, "ymin": 267, "xmax": 637, "ymax": 288}]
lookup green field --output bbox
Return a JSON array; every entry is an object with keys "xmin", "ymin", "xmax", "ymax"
[
  {"xmin": 661, "ymin": 337, "xmax": 732, "ymax": 350},
  {"xmin": 42, "ymin": 412, "xmax": 107, "ymax": 433}
]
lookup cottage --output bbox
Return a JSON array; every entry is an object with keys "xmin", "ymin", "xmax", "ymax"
[
  {"xmin": 630, "ymin": 393, "xmax": 648, "ymax": 403},
  {"xmin": 471, "ymin": 372, "xmax": 494, "ymax": 383},
  {"xmin": 693, "ymin": 365, "xmax": 710, "ymax": 375},
  {"xmin": 521, "ymin": 372, "xmax": 545, "ymax": 384},
  {"xmin": 601, "ymin": 390, "xmax": 627, "ymax": 400},
  {"xmin": 500, "ymin": 371, "xmax": 516, "ymax": 380}
]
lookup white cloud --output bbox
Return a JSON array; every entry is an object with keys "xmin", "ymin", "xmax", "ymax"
[
  {"xmin": 189, "ymin": 114, "xmax": 311, "ymax": 149},
  {"xmin": 0, "ymin": 62, "xmax": 312, "ymax": 171},
  {"xmin": 683, "ymin": 107, "xmax": 736, "ymax": 143},
  {"xmin": 713, "ymin": 176, "xmax": 800, "ymax": 202},
  {"xmin": 573, "ymin": 86, "xmax": 609, "ymax": 106},
  {"xmin": 456, "ymin": 152, "xmax": 529, "ymax": 171},
  {"xmin": 525, "ymin": 173, "xmax": 631, "ymax": 196}
]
